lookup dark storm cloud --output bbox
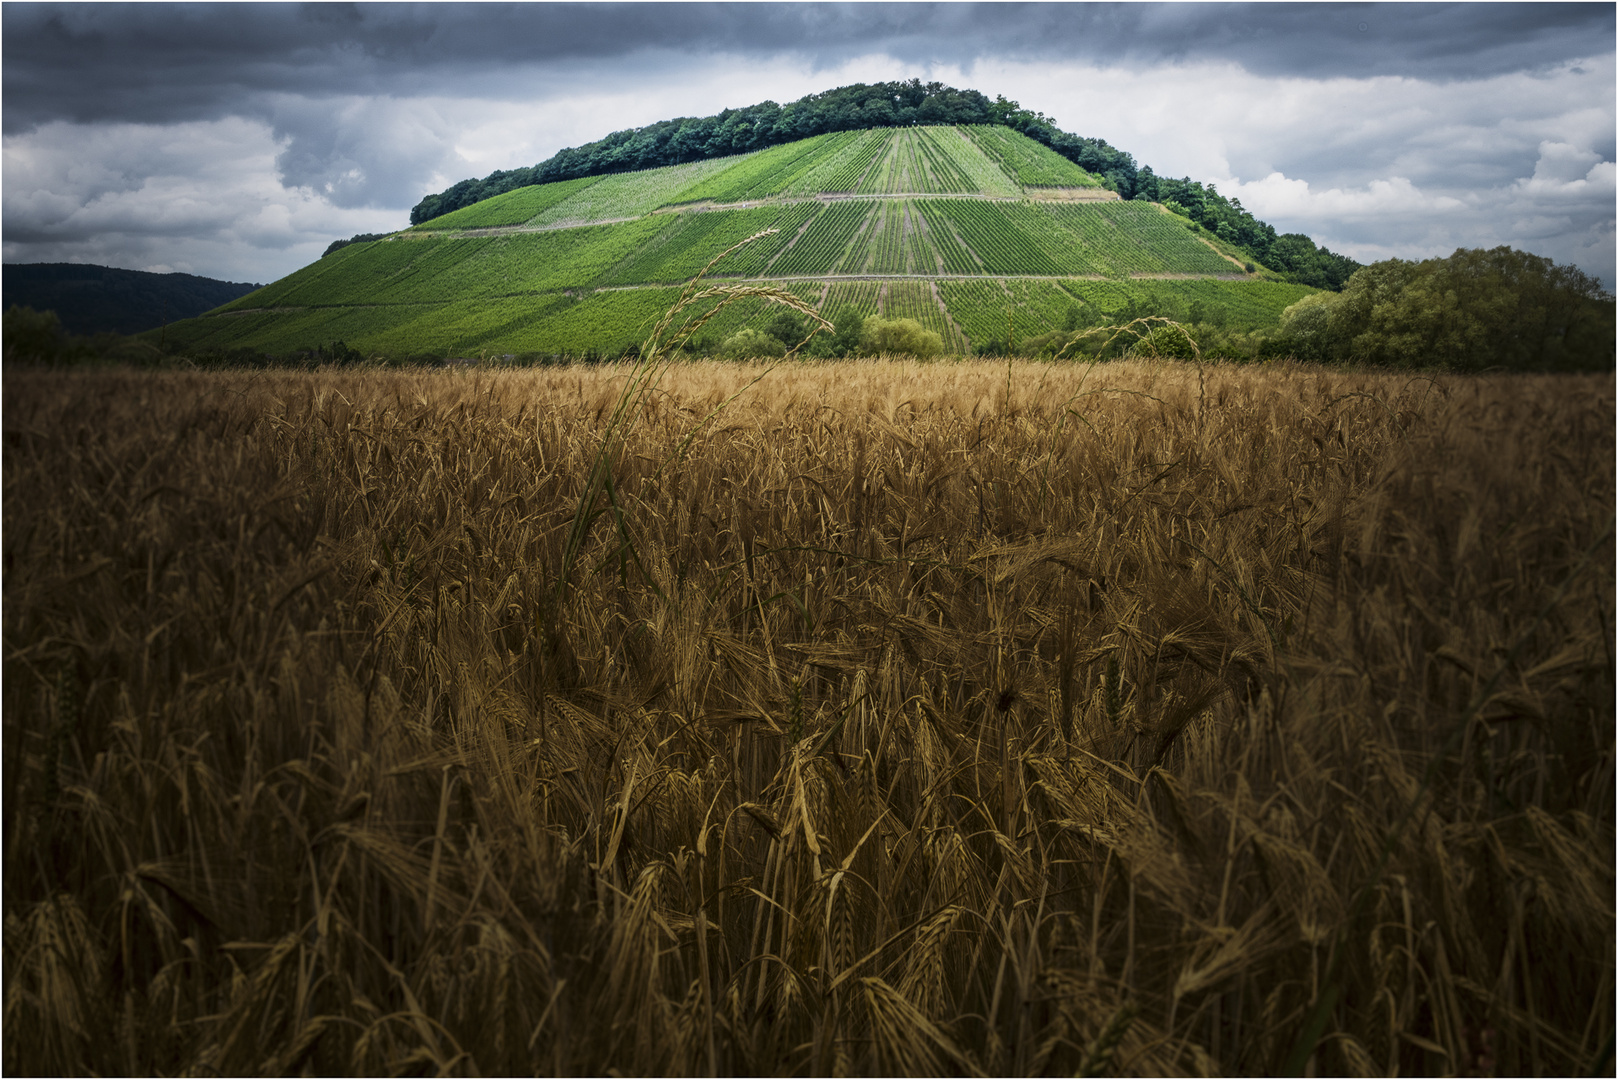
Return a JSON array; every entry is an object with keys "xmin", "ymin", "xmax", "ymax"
[{"xmin": 4, "ymin": 2, "xmax": 1611, "ymax": 134}]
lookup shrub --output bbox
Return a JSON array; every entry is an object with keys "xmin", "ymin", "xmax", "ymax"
[
  {"xmin": 1131, "ymin": 323, "xmax": 1200, "ymax": 360},
  {"xmin": 4, "ymin": 305, "xmax": 74, "ymax": 365},
  {"xmin": 860, "ymin": 316, "xmax": 943, "ymax": 359},
  {"xmin": 718, "ymin": 328, "xmax": 787, "ymax": 359},
  {"xmin": 1278, "ymin": 291, "xmax": 1338, "ymax": 361}
]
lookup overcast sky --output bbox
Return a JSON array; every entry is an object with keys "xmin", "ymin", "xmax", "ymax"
[{"xmin": 4, "ymin": 2, "xmax": 1613, "ymax": 288}]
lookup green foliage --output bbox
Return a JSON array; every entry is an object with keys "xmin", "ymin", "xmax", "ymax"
[
  {"xmin": 1277, "ymin": 247, "xmax": 1615, "ymax": 371},
  {"xmin": 860, "ymin": 316, "xmax": 943, "ymax": 359},
  {"xmin": 1131, "ymin": 324, "xmax": 1200, "ymax": 360},
  {"xmin": 760, "ymin": 307, "xmax": 815, "ymax": 352},
  {"xmin": 4, "ymin": 305, "xmax": 72, "ymax": 364},
  {"xmin": 719, "ymin": 327, "xmax": 788, "ymax": 359},
  {"xmin": 1278, "ymin": 291, "xmax": 1338, "ymax": 361},
  {"xmin": 828, "ymin": 307, "xmax": 866, "ymax": 357},
  {"xmin": 3, "ymin": 305, "xmax": 167, "ymax": 368}
]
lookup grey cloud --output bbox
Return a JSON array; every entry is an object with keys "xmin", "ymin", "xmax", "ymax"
[
  {"xmin": 4, "ymin": 3, "xmax": 1612, "ymax": 134},
  {"xmin": 267, "ymin": 97, "xmax": 461, "ymax": 208}
]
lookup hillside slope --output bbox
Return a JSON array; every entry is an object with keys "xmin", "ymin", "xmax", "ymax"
[
  {"xmin": 4, "ymin": 263, "xmax": 262, "ymax": 336},
  {"xmin": 161, "ymin": 125, "xmax": 1316, "ymax": 359}
]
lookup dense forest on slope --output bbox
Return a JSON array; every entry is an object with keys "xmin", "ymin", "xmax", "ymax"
[
  {"xmin": 1, "ymin": 263, "xmax": 262, "ymax": 335},
  {"xmin": 409, "ymin": 80, "xmax": 1358, "ymax": 290}
]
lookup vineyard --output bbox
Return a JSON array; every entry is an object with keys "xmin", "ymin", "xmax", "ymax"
[
  {"xmin": 525, "ymin": 157, "xmax": 746, "ymax": 225},
  {"xmin": 409, "ymin": 176, "xmax": 602, "ymax": 231},
  {"xmin": 766, "ymin": 200, "xmax": 874, "ymax": 277},
  {"xmin": 674, "ymin": 132, "xmax": 851, "ymax": 204},
  {"xmin": 962, "ymin": 124, "xmax": 1105, "ymax": 189},
  {"xmin": 821, "ymin": 279, "xmax": 883, "ymax": 320},
  {"xmin": 920, "ymin": 199, "xmax": 1066, "ymax": 276},
  {"xmin": 157, "ymin": 123, "xmax": 1315, "ymax": 359},
  {"xmin": 880, "ymin": 279, "xmax": 968, "ymax": 352},
  {"xmin": 773, "ymin": 128, "xmax": 890, "ymax": 196},
  {"xmin": 1041, "ymin": 202, "xmax": 1244, "ymax": 275},
  {"xmin": 600, "ymin": 204, "xmax": 819, "ymax": 285}
]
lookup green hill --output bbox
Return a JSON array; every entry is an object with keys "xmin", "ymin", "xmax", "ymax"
[
  {"xmin": 4, "ymin": 263, "xmax": 262, "ymax": 336},
  {"xmin": 161, "ymin": 124, "xmax": 1320, "ymax": 359}
]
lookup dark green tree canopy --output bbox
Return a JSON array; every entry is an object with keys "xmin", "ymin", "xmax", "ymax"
[{"xmin": 1279, "ymin": 246, "xmax": 1614, "ymax": 371}]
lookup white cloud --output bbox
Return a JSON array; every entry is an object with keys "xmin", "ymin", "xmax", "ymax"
[
  {"xmin": 1, "ymin": 50, "xmax": 1612, "ymax": 288},
  {"xmin": 971, "ymin": 54, "xmax": 1614, "ymax": 285}
]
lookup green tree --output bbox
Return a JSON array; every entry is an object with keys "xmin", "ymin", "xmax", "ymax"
[
  {"xmin": 3, "ymin": 305, "xmax": 72, "ymax": 364},
  {"xmin": 860, "ymin": 317, "xmax": 943, "ymax": 359},
  {"xmin": 1277, "ymin": 291, "xmax": 1339, "ymax": 361},
  {"xmin": 718, "ymin": 328, "xmax": 787, "ymax": 359},
  {"xmin": 1277, "ymin": 247, "xmax": 1614, "ymax": 371},
  {"xmin": 763, "ymin": 308, "xmax": 815, "ymax": 352},
  {"xmin": 826, "ymin": 308, "xmax": 866, "ymax": 357}
]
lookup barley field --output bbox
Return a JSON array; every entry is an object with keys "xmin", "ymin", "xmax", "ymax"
[{"xmin": 4, "ymin": 357, "xmax": 1612, "ymax": 1076}]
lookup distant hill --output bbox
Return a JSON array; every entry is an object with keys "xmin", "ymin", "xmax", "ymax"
[
  {"xmin": 3, "ymin": 263, "xmax": 263, "ymax": 336},
  {"xmin": 160, "ymin": 124, "xmax": 1320, "ymax": 360},
  {"xmin": 411, "ymin": 79, "xmax": 1360, "ymax": 293}
]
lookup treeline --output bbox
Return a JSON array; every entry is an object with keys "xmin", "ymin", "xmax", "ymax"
[
  {"xmin": 323, "ymin": 233, "xmax": 392, "ymax": 257},
  {"xmin": 1136, "ymin": 177, "xmax": 1359, "ymax": 291},
  {"xmin": 2, "ymin": 306, "xmax": 400, "ymax": 370},
  {"xmin": 1, "ymin": 263, "xmax": 262, "ymax": 336},
  {"xmin": 1278, "ymin": 246, "xmax": 1614, "ymax": 372},
  {"xmin": 407, "ymin": 80, "xmax": 1357, "ymax": 289}
]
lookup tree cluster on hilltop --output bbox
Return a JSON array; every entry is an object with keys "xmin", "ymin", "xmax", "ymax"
[
  {"xmin": 408, "ymin": 80, "xmax": 1358, "ymax": 289},
  {"xmin": 322, "ymin": 233, "xmax": 392, "ymax": 258}
]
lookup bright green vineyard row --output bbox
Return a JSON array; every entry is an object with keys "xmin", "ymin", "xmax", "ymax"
[
  {"xmin": 922, "ymin": 127, "xmax": 1019, "ymax": 196},
  {"xmin": 921, "ymin": 200, "xmax": 1066, "ymax": 276},
  {"xmin": 821, "ymin": 280, "xmax": 883, "ymax": 319},
  {"xmin": 936, "ymin": 280, "xmax": 1017, "ymax": 348},
  {"xmin": 601, "ymin": 204, "xmax": 819, "ymax": 284},
  {"xmin": 767, "ymin": 200, "xmax": 873, "ymax": 277},
  {"xmin": 675, "ymin": 132, "xmax": 849, "ymax": 204},
  {"xmin": 525, "ymin": 157, "xmax": 746, "ymax": 225},
  {"xmin": 214, "ymin": 241, "xmax": 372, "ymax": 312},
  {"xmin": 1040, "ymin": 203, "xmax": 1241, "ymax": 276},
  {"xmin": 777, "ymin": 129, "xmax": 889, "ymax": 195},
  {"xmin": 411, "ymin": 176, "xmax": 602, "ymax": 230},
  {"xmin": 855, "ymin": 128, "xmax": 995, "ymax": 195},
  {"xmin": 961, "ymin": 125, "xmax": 1103, "ymax": 188}
]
